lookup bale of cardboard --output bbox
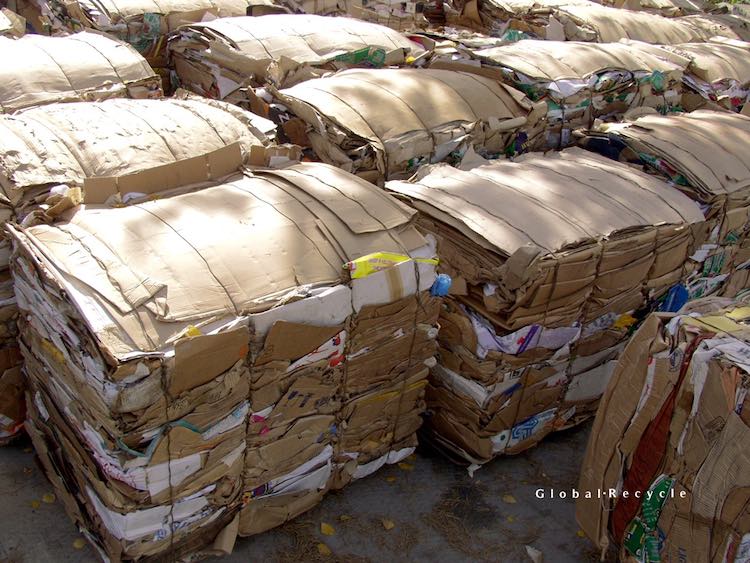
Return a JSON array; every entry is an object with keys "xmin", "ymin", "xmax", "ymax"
[
  {"xmin": 277, "ymin": 0, "xmax": 436, "ymax": 31},
  {"xmin": 577, "ymin": 299, "xmax": 750, "ymax": 562},
  {"xmin": 274, "ymin": 67, "xmax": 545, "ymax": 183},
  {"xmin": 168, "ymin": 14, "xmax": 427, "ymax": 105},
  {"xmin": 458, "ymin": 0, "xmax": 744, "ymax": 43},
  {"xmin": 430, "ymin": 39, "xmax": 686, "ymax": 149},
  {"xmin": 0, "ymin": 95, "xmax": 273, "ymax": 444},
  {"xmin": 386, "ymin": 148, "xmax": 705, "ymax": 464},
  {"xmin": 0, "ymin": 31, "xmax": 162, "ymax": 113},
  {"xmin": 678, "ymin": 11, "xmax": 750, "ymax": 41},
  {"xmin": 11, "ymin": 160, "xmax": 440, "ymax": 560},
  {"xmin": 618, "ymin": 37, "xmax": 750, "ymax": 112},
  {"xmin": 606, "ymin": 0, "xmax": 706, "ymax": 17},
  {"xmin": 580, "ymin": 110, "xmax": 750, "ymax": 302},
  {"xmin": 21, "ymin": 0, "xmax": 256, "ymax": 74}
]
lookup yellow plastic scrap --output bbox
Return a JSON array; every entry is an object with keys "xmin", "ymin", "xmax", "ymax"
[
  {"xmin": 183, "ymin": 325, "xmax": 202, "ymax": 338},
  {"xmin": 320, "ymin": 522, "xmax": 336, "ymax": 536},
  {"xmin": 344, "ymin": 252, "xmax": 438, "ymax": 279},
  {"xmin": 613, "ymin": 313, "xmax": 637, "ymax": 330}
]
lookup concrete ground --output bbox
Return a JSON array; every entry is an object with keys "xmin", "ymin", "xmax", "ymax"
[{"xmin": 0, "ymin": 422, "xmax": 603, "ymax": 563}]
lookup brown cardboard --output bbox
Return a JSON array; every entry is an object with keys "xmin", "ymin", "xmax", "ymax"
[
  {"xmin": 169, "ymin": 14, "xmax": 425, "ymax": 94},
  {"xmin": 277, "ymin": 67, "xmax": 545, "ymax": 181},
  {"xmin": 171, "ymin": 327, "xmax": 250, "ymax": 396},
  {"xmin": 577, "ymin": 301, "xmax": 750, "ymax": 560},
  {"xmin": 0, "ymin": 31, "xmax": 162, "ymax": 114},
  {"xmin": 83, "ymin": 143, "xmax": 243, "ymax": 205}
]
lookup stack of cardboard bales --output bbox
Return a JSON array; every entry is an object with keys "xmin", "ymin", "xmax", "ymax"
[
  {"xmin": 275, "ymin": 67, "xmax": 545, "ymax": 182},
  {"xmin": 621, "ymin": 37, "xmax": 750, "ymax": 112},
  {"xmin": 168, "ymin": 14, "xmax": 425, "ymax": 103},
  {"xmin": 22, "ymin": 0, "xmax": 255, "ymax": 84},
  {"xmin": 458, "ymin": 0, "xmax": 735, "ymax": 42},
  {"xmin": 607, "ymin": 0, "xmax": 706, "ymax": 17},
  {"xmin": 11, "ymin": 161, "xmax": 440, "ymax": 559},
  {"xmin": 0, "ymin": 96, "xmax": 272, "ymax": 444},
  {"xmin": 0, "ymin": 32, "xmax": 162, "ymax": 113},
  {"xmin": 679, "ymin": 11, "xmax": 750, "ymax": 41},
  {"xmin": 431, "ymin": 39, "xmax": 686, "ymax": 149},
  {"xmin": 582, "ymin": 110, "xmax": 750, "ymax": 301},
  {"xmin": 277, "ymin": 0, "xmax": 436, "ymax": 30},
  {"xmin": 578, "ymin": 300, "xmax": 750, "ymax": 562},
  {"xmin": 386, "ymin": 148, "xmax": 705, "ymax": 464}
]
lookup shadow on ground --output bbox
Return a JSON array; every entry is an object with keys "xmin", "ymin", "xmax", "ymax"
[{"xmin": 0, "ymin": 421, "xmax": 606, "ymax": 563}]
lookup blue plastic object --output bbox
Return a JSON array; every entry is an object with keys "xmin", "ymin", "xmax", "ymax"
[
  {"xmin": 430, "ymin": 273, "xmax": 452, "ymax": 297},
  {"xmin": 660, "ymin": 283, "xmax": 689, "ymax": 312}
]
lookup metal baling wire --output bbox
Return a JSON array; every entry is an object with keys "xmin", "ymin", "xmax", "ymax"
[{"xmin": 282, "ymin": 167, "xmax": 431, "ymax": 470}]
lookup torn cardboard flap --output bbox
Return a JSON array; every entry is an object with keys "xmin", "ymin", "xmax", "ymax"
[{"xmin": 83, "ymin": 143, "xmax": 244, "ymax": 205}]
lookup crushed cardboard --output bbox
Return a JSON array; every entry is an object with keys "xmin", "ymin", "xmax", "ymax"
[
  {"xmin": 24, "ymin": 0, "xmax": 256, "ymax": 68},
  {"xmin": 386, "ymin": 148, "xmax": 705, "ymax": 463},
  {"xmin": 0, "ymin": 31, "xmax": 162, "ymax": 113},
  {"xmin": 276, "ymin": 67, "xmax": 545, "ymax": 181},
  {"xmin": 168, "ymin": 13, "xmax": 427, "ymax": 100},
  {"xmin": 0, "ymin": 6, "xmax": 26, "ymax": 36},
  {"xmin": 577, "ymin": 299, "xmax": 750, "ymax": 562},
  {"xmin": 619, "ymin": 37, "xmax": 750, "ymax": 112},
  {"xmin": 459, "ymin": 0, "xmax": 745, "ymax": 43},
  {"xmin": 430, "ymin": 38, "xmax": 686, "ymax": 149},
  {"xmin": 11, "ymin": 162, "xmax": 441, "ymax": 560},
  {"xmin": 581, "ymin": 110, "xmax": 750, "ymax": 301},
  {"xmin": 0, "ymin": 94, "xmax": 273, "ymax": 446}
]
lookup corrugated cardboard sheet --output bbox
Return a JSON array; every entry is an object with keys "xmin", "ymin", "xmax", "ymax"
[
  {"xmin": 679, "ymin": 11, "xmax": 750, "ymax": 41},
  {"xmin": 386, "ymin": 148, "xmax": 705, "ymax": 463},
  {"xmin": 609, "ymin": 0, "xmax": 706, "ymax": 17},
  {"xmin": 0, "ymin": 94, "xmax": 273, "ymax": 447},
  {"xmin": 577, "ymin": 301, "xmax": 750, "ymax": 561},
  {"xmin": 0, "ymin": 31, "xmax": 162, "ymax": 113},
  {"xmin": 597, "ymin": 110, "xmax": 750, "ymax": 201},
  {"xmin": 277, "ymin": 67, "xmax": 545, "ymax": 181},
  {"xmin": 11, "ymin": 162, "xmax": 440, "ymax": 560},
  {"xmin": 169, "ymin": 13, "xmax": 426, "ymax": 98}
]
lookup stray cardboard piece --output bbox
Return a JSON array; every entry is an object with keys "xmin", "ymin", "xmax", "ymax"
[{"xmin": 83, "ymin": 143, "xmax": 243, "ymax": 204}]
